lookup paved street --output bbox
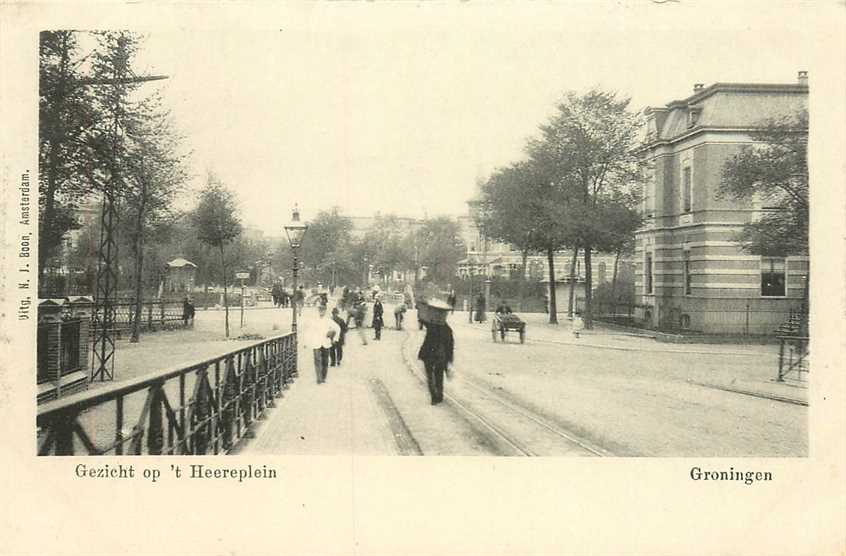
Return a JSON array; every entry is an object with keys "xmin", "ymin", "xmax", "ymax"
[
  {"xmin": 191, "ymin": 304, "xmax": 808, "ymax": 457},
  {"xmin": 71, "ymin": 303, "xmax": 807, "ymax": 456}
]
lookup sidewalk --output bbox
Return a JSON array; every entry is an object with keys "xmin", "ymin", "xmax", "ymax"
[{"xmin": 451, "ymin": 311, "xmax": 808, "ymax": 406}]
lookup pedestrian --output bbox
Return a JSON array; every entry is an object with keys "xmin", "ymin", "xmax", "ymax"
[
  {"xmin": 330, "ymin": 307, "xmax": 347, "ymax": 367},
  {"xmin": 353, "ymin": 300, "xmax": 368, "ymax": 346},
  {"xmin": 417, "ymin": 299, "xmax": 454, "ymax": 405},
  {"xmin": 474, "ymin": 292, "xmax": 486, "ymax": 323},
  {"xmin": 394, "ymin": 302, "xmax": 407, "ymax": 330},
  {"xmin": 447, "ymin": 289, "xmax": 457, "ymax": 313},
  {"xmin": 305, "ymin": 304, "xmax": 340, "ymax": 384},
  {"xmin": 572, "ymin": 311, "xmax": 584, "ymax": 339},
  {"xmin": 182, "ymin": 296, "xmax": 195, "ymax": 328},
  {"xmin": 271, "ymin": 283, "xmax": 282, "ymax": 308},
  {"xmin": 372, "ymin": 295, "xmax": 384, "ymax": 340}
]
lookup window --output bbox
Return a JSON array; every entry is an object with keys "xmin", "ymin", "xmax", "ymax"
[
  {"xmin": 643, "ymin": 165, "xmax": 655, "ymax": 218},
  {"xmin": 761, "ymin": 257, "xmax": 786, "ymax": 297},
  {"xmin": 682, "ymin": 166, "xmax": 692, "ymax": 213},
  {"xmin": 688, "ymin": 106, "xmax": 702, "ymax": 128},
  {"xmin": 683, "ymin": 252, "xmax": 692, "ymax": 295},
  {"xmin": 645, "ymin": 254, "xmax": 653, "ymax": 294}
]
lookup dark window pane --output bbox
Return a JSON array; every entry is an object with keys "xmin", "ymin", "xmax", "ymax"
[{"xmin": 761, "ymin": 258, "xmax": 786, "ymax": 297}]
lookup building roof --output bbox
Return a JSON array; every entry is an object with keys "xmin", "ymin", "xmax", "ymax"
[
  {"xmin": 644, "ymin": 77, "xmax": 808, "ymax": 145},
  {"xmin": 166, "ymin": 258, "xmax": 197, "ymax": 268}
]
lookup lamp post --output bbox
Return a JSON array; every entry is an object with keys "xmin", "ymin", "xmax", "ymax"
[{"xmin": 284, "ymin": 204, "xmax": 308, "ymax": 334}]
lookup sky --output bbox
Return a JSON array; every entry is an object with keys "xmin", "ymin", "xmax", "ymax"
[{"xmin": 125, "ymin": 2, "xmax": 825, "ymax": 236}]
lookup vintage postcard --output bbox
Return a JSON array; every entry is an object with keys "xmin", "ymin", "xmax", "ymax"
[{"xmin": 1, "ymin": 1, "xmax": 844, "ymax": 555}]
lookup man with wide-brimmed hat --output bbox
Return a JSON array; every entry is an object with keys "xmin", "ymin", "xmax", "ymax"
[{"xmin": 417, "ymin": 298, "xmax": 454, "ymax": 405}]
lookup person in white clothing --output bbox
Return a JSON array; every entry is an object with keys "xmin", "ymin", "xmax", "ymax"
[
  {"xmin": 572, "ymin": 312, "xmax": 584, "ymax": 339},
  {"xmin": 305, "ymin": 304, "xmax": 341, "ymax": 384}
]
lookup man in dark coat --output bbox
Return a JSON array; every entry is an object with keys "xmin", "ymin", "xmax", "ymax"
[
  {"xmin": 474, "ymin": 292, "xmax": 486, "ymax": 323},
  {"xmin": 182, "ymin": 296, "xmax": 195, "ymax": 327},
  {"xmin": 372, "ymin": 296, "xmax": 384, "ymax": 340},
  {"xmin": 417, "ymin": 300, "xmax": 454, "ymax": 405},
  {"xmin": 330, "ymin": 307, "xmax": 348, "ymax": 366}
]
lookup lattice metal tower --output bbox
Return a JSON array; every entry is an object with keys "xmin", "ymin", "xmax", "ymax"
[{"xmin": 87, "ymin": 45, "xmax": 167, "ymax": 380}]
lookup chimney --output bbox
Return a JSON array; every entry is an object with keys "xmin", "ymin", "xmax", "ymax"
[
  {"xmin": 693, "ymin": 83, "xmax": 705, "ymax": 93},
  {"xmin": 797, "ymin": 71, "xmax": 808, "ymax": 85}
]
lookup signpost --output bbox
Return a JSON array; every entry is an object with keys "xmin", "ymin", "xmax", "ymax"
[{"xmin": 236, "ymin": 271, "xmax": 250, "ymax": 328}]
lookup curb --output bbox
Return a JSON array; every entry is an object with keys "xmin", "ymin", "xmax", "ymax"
[{"xmin": 688, "ymin": 381, "xmax": 808, "ymax": 406}]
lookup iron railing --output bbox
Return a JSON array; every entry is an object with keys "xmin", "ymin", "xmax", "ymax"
[
  {"xmin": 37, "ymin": 333, "xmax": 298, "ymax": 455},
  {"xmin": 580, "ymin": 300, "xmax": 806, "ymax": 336},
  {"xmin": 102, "ymin": 299, "xmax": 187, "ymax": 333},
  {"xmin": 777, "ymin": 335, "xmax": 809, "ymax": 382}
]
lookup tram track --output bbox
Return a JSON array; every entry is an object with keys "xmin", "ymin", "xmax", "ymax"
[{"xmin": 401, "ymin": 329, "xmax": 610, "ymax": 457}]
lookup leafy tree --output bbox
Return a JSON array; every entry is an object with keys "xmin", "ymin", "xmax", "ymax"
[
  {"xmin": 718, "ymin": 110, "xmax": 809, "ymax": 256},
  {"xmin": 591, "ymin": 200, "xmax": 641, "ymax": 308},
  {"xmin": 719, "ymin": 109, "xmax": 809, "ymax": 330},
  {"xmin": 414, "ymin": 217, "xmax": 466, "ymax": 285},
  {"xmin": 359, "ymin": 214, "xmax": 406, "ymax": 285},
  {"xmin": 299, "ymin": 209, "xmax": 356, "ymax": 287},
  {"xmin": 481, "ymin": 159, "xmax": 575, "ymax": 323},
  {"xmin": 121, "ymin": 98, "xmax": 189, "ymax": 342},
  {"xmin": 192, "ymin": 174, "xmax": 243, "ymax": 337},
  {"xmin": 528, "ymin": 89, "xmax": 644, "ymax": 328},
  {"xmin": 38, "ymin": 31, "xmax": 100, "ymax": 292},
  {"xmin": 480, "ymin": 162, "xmax": 545, "ymax": 313}
]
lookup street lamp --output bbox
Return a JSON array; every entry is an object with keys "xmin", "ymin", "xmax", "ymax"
[{"xmin": 284, "ymin": 204, "xmax": 308, "ymax": 333}]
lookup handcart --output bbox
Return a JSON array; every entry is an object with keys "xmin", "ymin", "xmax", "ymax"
[{"xmin": 491, "ymin": 312, "xmax": 525, "ymax": 343}]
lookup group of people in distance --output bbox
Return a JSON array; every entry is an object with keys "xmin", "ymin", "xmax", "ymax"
[
  {"xmin": 304, "ymin": 285, "xmax": 388, "ymax": 385},
  {"xmin": 300, "ymin": 283, "xmax": 455, "ymax": 406}
]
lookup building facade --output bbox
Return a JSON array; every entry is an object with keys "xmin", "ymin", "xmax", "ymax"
[{"xmin": 635, "ymin": 74, "xmax": 809, "ymax": 334}]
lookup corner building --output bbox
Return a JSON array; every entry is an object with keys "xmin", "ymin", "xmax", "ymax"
[{"xmin": 635, "ymin": 73, "xmax": 808, "ymax": 334}]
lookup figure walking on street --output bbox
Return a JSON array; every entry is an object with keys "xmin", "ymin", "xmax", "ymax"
[
  {"xmin": 394, "ymin": 302, "xmax": 407, "ymax": 330},
  {"xmin": 474, "ymin": 292, "xmax": 486, "ymax": 323},
  {"xmin": 330, "ymin": 307, "xmax": 347, "ymax": 366},
  {"xmin": 417, "ymin": 299, "xmax": 454, "ymax": 405},
  {"xmin": 572, "ymin": 311, "xmax": 584, "ymax": 339},
  {"xmin": 372, "ymin": 295, "xmax": 384, "ymax": 340},
  {"xmin": 305, "ymin": 304, "xmax": 340, "ymax": 384},
  {"xmin": 353, "ymin": 299, "xmax": 368, "ymax": 346},
  {"xmin": 182, "ymin": 296, "xmax": 195, "ymax": 328}
]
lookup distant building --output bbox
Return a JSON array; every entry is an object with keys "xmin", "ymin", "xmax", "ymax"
[
  {"xmin": 635, "ymin": 73, "xmax": 809, "ymax": 333},
  {"xmin": 163, "ymin": 258, "xmax": 197, "ymax": 295},
  {"xmin": 347, "ymin": 214, "xmax": 423, "ymax": 240}
]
